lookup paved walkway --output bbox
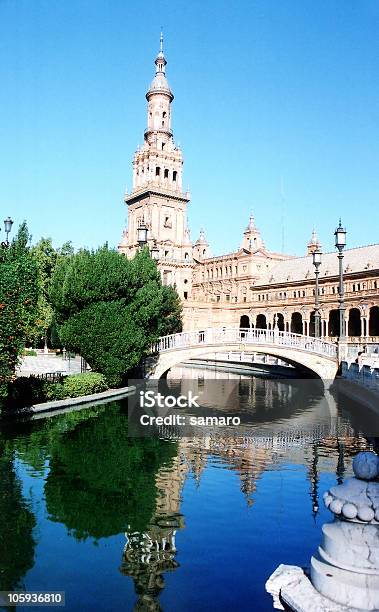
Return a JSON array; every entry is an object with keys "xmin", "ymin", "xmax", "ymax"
[{"xmin": 16, "ymin": 354, "xmax": 84, "ymax": 377}]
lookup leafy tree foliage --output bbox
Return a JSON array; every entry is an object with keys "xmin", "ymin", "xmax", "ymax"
[
  {"xmin": 5, "ymin": 403, "xmax": 178, "ymax": 538},
  {"xmin": 0, "ymin": 448, "xmax": 36, "ymax": 590},
  {"xmin": 158, "ymin": 284, "xmax": 183, "ymax": 337},
  {"xmin": 44, "ymin": 405, "xmax": 178, "ymax": 538},
  {"xmin": 50, "ymin": 247, "xmax": 182, "ymax": 385},
  {"xmin": 30, "ymin": 238, "xmax": 74, "ymax": 347},
  {"xmin": 0, "ymin": 223, "xmax": 39, "ymax": 397}
]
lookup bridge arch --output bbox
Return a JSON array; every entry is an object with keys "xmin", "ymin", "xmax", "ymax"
[{"xmin": 148, "ymin": 328, "xmax": 338, "ymax": 383}]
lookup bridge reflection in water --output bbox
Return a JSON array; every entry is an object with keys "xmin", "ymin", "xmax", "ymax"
[{"xmin": 121, "ymin": 366, "xmax": 375, "ymax": 611}]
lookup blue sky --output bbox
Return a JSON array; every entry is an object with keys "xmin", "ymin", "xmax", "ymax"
[{"xmin": 0, "ymin": 0, "xmax": 378, "ymax": 256}]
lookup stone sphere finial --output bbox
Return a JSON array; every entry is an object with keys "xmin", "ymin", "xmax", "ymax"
[{"xmin": 352, "ymin": 451, "xmax": 379, "ymax": 481}]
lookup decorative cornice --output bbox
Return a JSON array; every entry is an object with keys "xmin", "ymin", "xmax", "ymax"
[{"xmin": 125, "ymin": 187, "xmax": 190, "ymax": 206}]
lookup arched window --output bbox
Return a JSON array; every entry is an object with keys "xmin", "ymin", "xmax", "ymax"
[
  {"xmin": 240, "ymin": 315, "xmax": 250, "ymax": 329},
  {"xmin": 184, "ymin": 252, "xmax": 189, "ymax": 261},
  {"xmin": 203, "ymin": 249, "xmax": 206, "ymax": 256},
  {"xmin": 156, "ymin": 167, "xmax": 160, "ymax": 176},
  {"xmin": 291, "ymin": 312, "xmax": 303, "ymax": 334},
  {"xmin": 173, "ymin": 171, "xmax": 177, "ymax": 182},
  {"xmin": 164, "ymin": 169, "xmax": 169, "ymax": 179},
  {"xmin": 256, "ymin": 314, "xmax": 267, "ymax": 329}
]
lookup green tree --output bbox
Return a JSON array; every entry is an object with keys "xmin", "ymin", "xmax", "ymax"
[
  {"xmin": 30, "ymin": 238, "xmax": 74, "ymax": 348},
  {"xmin": 0, "ymin": 223, "xmax": 39, "ymax": 397},
  {"xmin": 158, "ymin": 285, "xmax": 183, "ymax": 337},
  {"xmin": 50, "ymin": 247, "xmax": 182, "ymax": 385}
]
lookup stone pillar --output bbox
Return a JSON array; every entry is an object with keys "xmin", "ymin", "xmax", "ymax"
[
  {"xmin": 362, "ymin": 316, "xmax": 370, "ymax": 342},
  {"xmin": 312, "ymin": 452, "xmax": 379, "ymax": 610},
  {"xmin": 361, "ymin": 316, "xmax": 365, "ymax": 338},
  {"xmin": 266, "ymin": 451, "xmax": 379, "ymax": 611}
]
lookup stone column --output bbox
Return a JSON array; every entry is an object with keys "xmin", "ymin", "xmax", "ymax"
[
  {"xmin": 266, "ymin": 451, "xmax": 379, "ymax": 611},
  {"xmin": 324, "ymin": 317, "xmax": 329, "ymax": 338},
  {"xmin": 312, "ymin": 451, "xmax": 379, "ymax": 609}
]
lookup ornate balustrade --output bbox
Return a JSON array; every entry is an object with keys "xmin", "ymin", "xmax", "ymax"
[{"xmin": 152, "ymin": 328, "xmax": 338, "ymax": 360}]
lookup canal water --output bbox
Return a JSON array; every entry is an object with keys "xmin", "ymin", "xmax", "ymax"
[{"xmin": 0, "ymin": 366, "xmax": 377, "ymax": 611}]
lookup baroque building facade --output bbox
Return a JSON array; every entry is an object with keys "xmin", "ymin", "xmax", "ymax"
[{"xmin": 119, "ymin": 38, "xmax": 379, "ymax": 345}]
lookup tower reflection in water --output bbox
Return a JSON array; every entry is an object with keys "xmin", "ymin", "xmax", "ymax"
[
  {"xmin": 120, "ymin": 437, "xmax": 371, "ymax": 609},
  {"xmin": 120, "ymin": 365, "xmax": 376, "ymax": 610},
  {"xmin": 120, "ymin": 452, "xmax": 186, "ymax": 611}
]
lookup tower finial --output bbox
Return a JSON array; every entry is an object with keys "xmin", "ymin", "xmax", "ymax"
[{"xmin": 160, "ymin": 30, "xmax": 163, "ymax": 53}]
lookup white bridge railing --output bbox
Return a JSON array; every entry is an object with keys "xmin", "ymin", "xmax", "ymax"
[{"xmin": 152, "ymin": 328, "xmax": 338, "ymax": 360}]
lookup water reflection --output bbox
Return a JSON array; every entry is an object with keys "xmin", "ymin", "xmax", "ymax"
[
  {"xmin": 121, "ymin": 454, "xmax": 187, "ymax": 611},
  {"xmin": 0, "ymin": 446, "xmax": 36, "ymax": 592},
  {"xmin": 118, "ymin": 432, "xmax": 371, "ymax": 609},
  {"xmin": 0, "ymin": 368, "xmax": 376, "ymax": 611}
]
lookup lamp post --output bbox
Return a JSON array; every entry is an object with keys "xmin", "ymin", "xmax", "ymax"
[
  {"xmin": 137, "ymin": 223, "xmax": 148, "ymax": 249},
  {"xmin": 2, "ymin": 216, "xmax": 13, "ymax": 247},
  {"xmin": 312, "ymin": 249, "xmax": 322, "ymax": 338},
  {"xmin": 334, "ymin": 220, "xmax": 347, "ymax": 341}
]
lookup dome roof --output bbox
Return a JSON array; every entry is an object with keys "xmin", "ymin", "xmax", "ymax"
[
  {"xmin": 146, "ymin": 33, "xmax": 174, "ymax": 100},
  {"xmin": 147, "ymin": 73, "xmax": 173, "ymax": 98}
]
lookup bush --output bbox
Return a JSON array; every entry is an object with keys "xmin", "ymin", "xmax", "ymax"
[
  {"xmin": 6, "ymin": 376, "xmax": 46, "ymax": 407},
  {"xmin": 62, "ymin": 373, "xmax": 108, "ymax": 398},
  {"xmin": 23, "ymin": 349, "xmax": 37, "ymax": 357},
  {"xmin": 42, "ymin": 381, "xmax": 66, "ymax": 401},
  {"xmin": 1, "ymin": 372, "xmax": 108, "ymax": 412}
]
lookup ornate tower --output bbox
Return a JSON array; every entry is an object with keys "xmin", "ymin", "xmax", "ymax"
[
  {"xmin": 240, "ymin": 213, "xmax": 265, "ymax": 252},
  {"xmin": 119, "ymin": 35, "xmax": 192, "ymax": 267},
  {"xmin": 193, "ymin": 228, "xmax": 211, "ymax": 260},
  {"xmin": 307, "ymin": 228, "xmax": 322, "ymax": 255}
]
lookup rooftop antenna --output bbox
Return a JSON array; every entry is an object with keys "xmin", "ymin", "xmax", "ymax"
[{"xmin": 280, "ymin": 175, "xmax": 286, "ymax": 253}]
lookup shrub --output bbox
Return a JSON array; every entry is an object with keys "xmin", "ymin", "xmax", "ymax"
[
  {"xmin": 1, "ymin": 372, "xmax": 108, "ymax": 412},
  {"xmin": 6, "ymin": 376, "xmax": 46, "ymax": 408},
  {"xmin": 62, "ymin": 373, "xmax": 108, "ymax": 398},
  {"xmin": 23, "ymin": 349, "xmax": 37, "ymax": 357},
  {"xmin": 42, "ymin": 381, "xmax": 66, "ymax": 401}
]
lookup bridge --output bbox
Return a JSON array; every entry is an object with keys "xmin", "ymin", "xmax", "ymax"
[{"xmin": 148, "ymin": 327, "xmax": 339, "ymax": 382}]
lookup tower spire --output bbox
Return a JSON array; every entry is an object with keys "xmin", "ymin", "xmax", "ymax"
[{"xmin": 155, "ymin": 31, "xmax": 167, "ymax": 75}]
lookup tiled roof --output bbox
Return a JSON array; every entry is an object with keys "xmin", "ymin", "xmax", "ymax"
[{"xmin": 255, "ymin": 244, "xmax": 379, "ymax": 286}]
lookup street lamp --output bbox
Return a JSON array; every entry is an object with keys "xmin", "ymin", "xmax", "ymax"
[
  {"xmin": 334, "ymin": 219, "xmax": 347, "ymax": 340},
  {"xmin": 150, "ymin": 240, "xmax": 159, "ymax": 260},
  {"xmin": 2, "ymin": 216, "xmax": 13, "ymax": 247},
  {"xmin": 137, "ymin": 223, "xmax": 148, "ymax": 248},
  {"xmin": 312, "ymin": 249, "xmax": 322, "ymax": 338}
]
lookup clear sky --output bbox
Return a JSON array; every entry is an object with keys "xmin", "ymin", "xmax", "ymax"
[{"xmin": 0, "ymin": 0, "xmax": 378, "ymax": 256}]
